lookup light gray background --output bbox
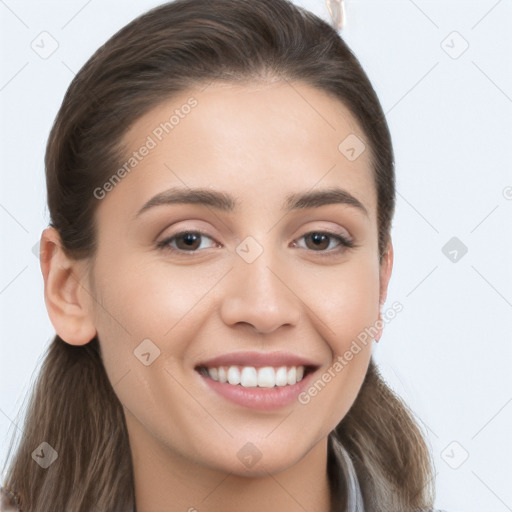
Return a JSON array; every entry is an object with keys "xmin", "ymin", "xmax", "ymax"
[{"xmin": 1, "ymin": 1, "xmax": 511, "ymax": 511}]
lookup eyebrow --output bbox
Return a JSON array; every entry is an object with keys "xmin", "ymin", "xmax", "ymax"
[{"xmin": 135, "ymin": 186, "xmax": 368, "ymax": 218}]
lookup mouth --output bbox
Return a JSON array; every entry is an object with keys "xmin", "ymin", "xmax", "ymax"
[
  {"xmin": 195, "ymin": 364, "xmax": 318, "ymax": 388},
  {"xmin": 194, "ymin": 351, "xmax": 321, "ymax": 410}
]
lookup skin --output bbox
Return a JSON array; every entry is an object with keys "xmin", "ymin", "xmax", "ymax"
[{"xmin": 40, "ymin": 80, "xmax": 393, "ymax": 512}]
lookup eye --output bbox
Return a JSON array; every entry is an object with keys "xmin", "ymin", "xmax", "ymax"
[
  {"xmin": 156, "ymin": 231, "xmax": 219, "ymax": 253},
  {"xmin": 291, "ymin": 231, "xmax": 354, "ymax": 254},
  {"xmin": 156, "ymin": 230, "xmax": 354, "ymax": 256}
]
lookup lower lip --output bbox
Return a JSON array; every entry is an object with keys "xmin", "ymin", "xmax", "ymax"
[{"xmin": 197, "ymin": 369, "xmax": 315, "ymax": 411}]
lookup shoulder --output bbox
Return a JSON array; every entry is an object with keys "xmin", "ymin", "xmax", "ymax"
[{"xmin": 0, "ymin": 487, "xmax": 22, "ymax": 512}]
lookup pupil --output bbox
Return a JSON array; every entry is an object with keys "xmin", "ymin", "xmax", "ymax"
[
  {"xmin": 184, "ymin": 234, "xmax": 195, "ymax": 244},
  {"xmin": 182, "ymin": 233, "xmax": 199, "ymax": 248},
  {"xmin": 310, "ymin": 233, "xmax": 328, "ymax": 250}
]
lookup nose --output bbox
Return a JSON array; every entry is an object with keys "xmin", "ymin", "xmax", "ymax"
[{"xmin": 219, "ymin": 247, "xmax": 301, "ymax": 335}]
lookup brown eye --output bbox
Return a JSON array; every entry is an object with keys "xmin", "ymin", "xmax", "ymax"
[
  {"xmin": 175, "ymin": 232, "xmax": 201, "ymax": 250},
  {"xmin": 305, "ymin": 233, "xmax": 330, "ymax": 250},
  {"xmin": 294, "ymin": 231, "xmax": 354, "ymax": 253},
  {"xmin": 157, "ymin": 231, "xmax": 218, "ymax": 253}
]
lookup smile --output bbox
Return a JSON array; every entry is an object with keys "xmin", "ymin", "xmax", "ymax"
[
  {"xmin": 196, "ymin": 365, "xmax": 309, "ymax": 387},
  {"xmin": 195, "ymin": 361, "xmax": 320, "ymax": 411}
]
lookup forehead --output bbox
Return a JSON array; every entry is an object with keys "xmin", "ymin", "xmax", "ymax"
[{"xmin": 99, "ymin": 80, "xmax": 377, "ymax": 221}]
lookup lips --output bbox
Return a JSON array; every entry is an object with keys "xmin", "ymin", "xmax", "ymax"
[
  {"xmin": 194, "ymin": 351, "xmax": 321, "ymax": 410},
  {"xmin": 195, "ymin": 350, "xmax": 321, "ymax": 369}
]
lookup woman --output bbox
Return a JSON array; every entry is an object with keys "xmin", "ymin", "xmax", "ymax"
[{"xmin": 1, "ymin": 0, "xmax": 446, "ymax": 510}]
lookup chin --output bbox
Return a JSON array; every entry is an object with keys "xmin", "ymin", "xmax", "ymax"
[{"xmin": 211, "ymin": 436, "xmax": 316, "ymax": 477}]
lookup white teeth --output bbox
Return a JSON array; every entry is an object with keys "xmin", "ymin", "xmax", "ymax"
[
  {"xmin": 205, "ymin": 365, "xmax": 306, "ymax": 387},
  {"xmin": 227, "ymin": 366, "xmax": 241, "ymax": 385},
  {"xmin": 240, "ymin": 367, "xmax": 258, "ymax": 387},
  {"xmin": 218, "ymin": 367, "xmax": 227, "ymax": 383},
  {"xmin": 257, "ymin": 367, "xmax": 275, "ymax": 388},
  {"xmin": 275, "ymin": 366, "xmax": 288, "ymax": 386},
  {"xmin": 287, "ymin": 366, "xmax": 296, "ymax": 385}
]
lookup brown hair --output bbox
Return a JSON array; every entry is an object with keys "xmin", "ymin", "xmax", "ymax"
[{"xmin": 1, "ymin": 0, "xmax": 435, "ymax": 510}]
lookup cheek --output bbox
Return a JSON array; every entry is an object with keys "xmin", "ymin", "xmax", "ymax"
[
  {"xmin": 92, "ymin": 253, "xmax": 222, "ymax": 335},
  {"xmin": 89, "ymin": 255, "xmax": 231, "ymax": 380},
  {"xmin": 293, "ymin": 257, "xmax": 380, "ymax": 435},
  {"xmin": 303, "ymin": 256, "xmax": 381, "ymax": 348}
]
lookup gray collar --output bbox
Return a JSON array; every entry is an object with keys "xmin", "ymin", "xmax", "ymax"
[{"xmin": 328, "ymin": 433, "xmax": 365, "ymax": 511}]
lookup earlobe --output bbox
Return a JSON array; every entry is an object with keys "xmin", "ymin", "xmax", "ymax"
[
  {"xmin": 40, "ymin": 227, "xmax": 97, "ymax": 346},
  {"xmin": 375, "ymin": 240, "xmax": 394, "ymax": 342},
  {"xmin": 379, "ymin": 239, "xmax": 394, "ymax": 306}
]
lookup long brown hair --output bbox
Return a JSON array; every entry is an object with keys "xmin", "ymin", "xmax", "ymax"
[{"xmin": 1, "ymin": 0, "xmax": 435, "ymax": 510}]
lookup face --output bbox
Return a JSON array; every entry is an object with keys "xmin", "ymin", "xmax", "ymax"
[{"xmin": 83, "ymin": 80, "xmax": 391, "ymax": 477}]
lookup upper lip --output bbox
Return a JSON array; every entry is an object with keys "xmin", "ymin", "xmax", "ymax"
[{"xmin": 195, "ymin": 351, "xmax": 320, "ymax": 369}]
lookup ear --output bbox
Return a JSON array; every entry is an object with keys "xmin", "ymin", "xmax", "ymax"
[
  {"xmin": 375, "ymin": 239, "xmax": 394, "ymax": 342},
  {"xmin": 40, "ymin": 227, "xmax": 97, "ymax": 346}
]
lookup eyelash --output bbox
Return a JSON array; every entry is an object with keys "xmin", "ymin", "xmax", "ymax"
[{"xmin": 156, "ymin": 230, "xmax": 355, "ymax": 256}]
